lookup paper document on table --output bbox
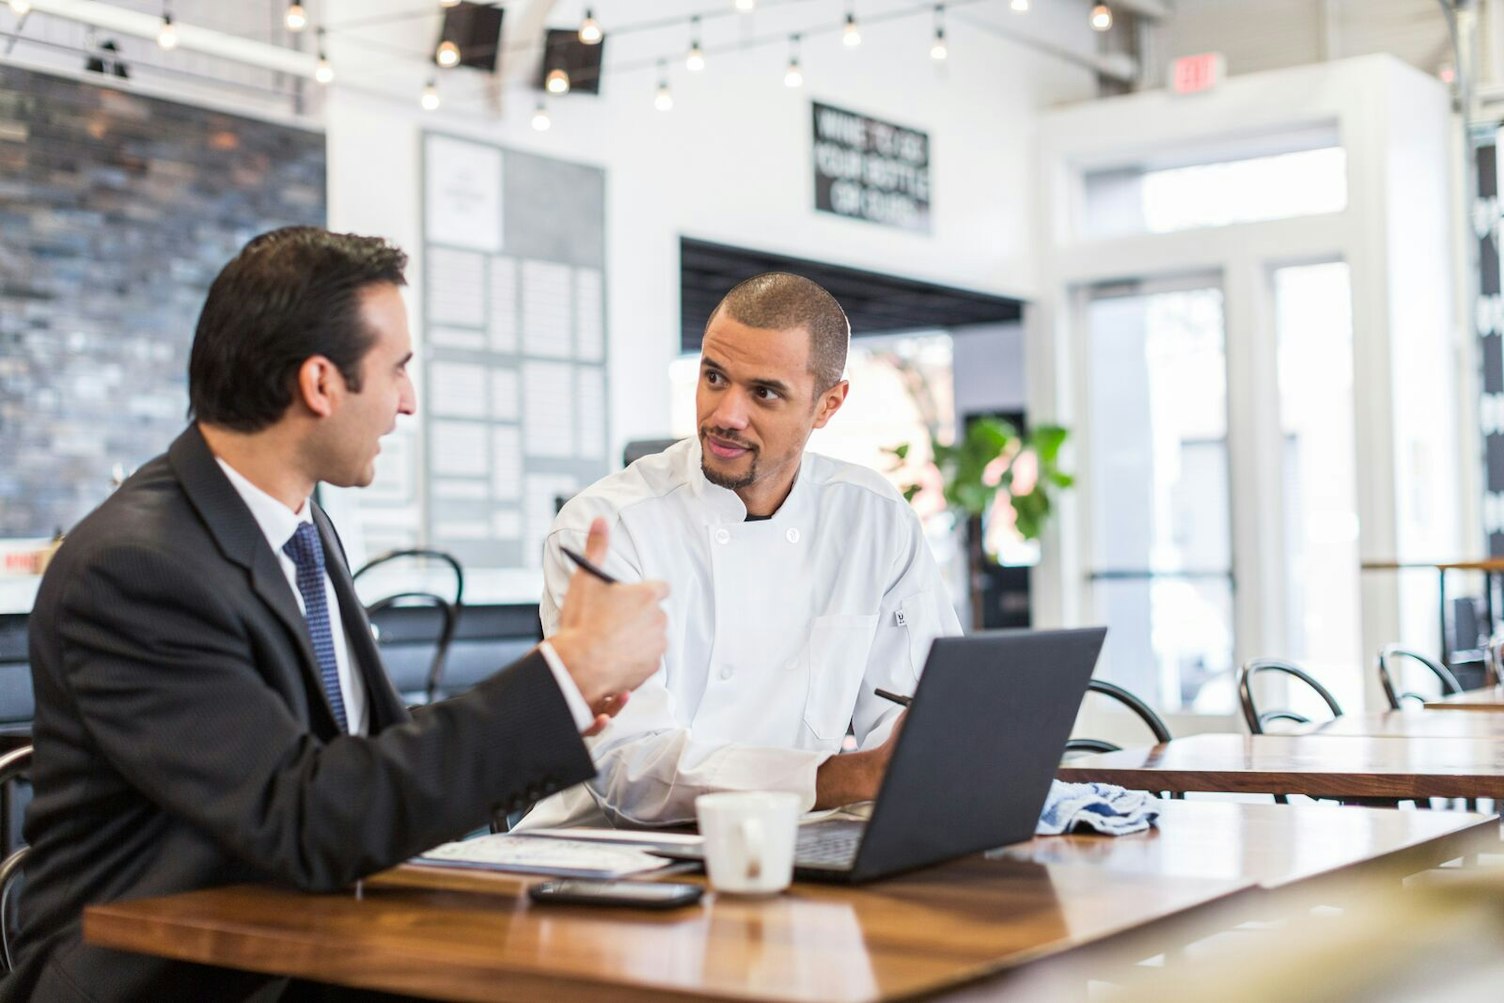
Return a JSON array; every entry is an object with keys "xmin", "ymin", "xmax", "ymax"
[
  {"xmin": 518, "ymin": 827, "xmax": 703, "ymax": 851},
  {"xmin": 415, "ymin": 833, "xmax": 675, "ymax": 879}
]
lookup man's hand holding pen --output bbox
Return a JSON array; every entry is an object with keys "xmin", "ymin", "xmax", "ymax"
[{"xmin": 549, "ymin": 517, "xmax": 669, "ymax": 735}]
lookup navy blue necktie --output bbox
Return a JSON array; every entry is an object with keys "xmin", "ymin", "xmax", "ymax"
[{"xmin": 282, "ymin": 522, "xmax": 350, "ymax": 733}]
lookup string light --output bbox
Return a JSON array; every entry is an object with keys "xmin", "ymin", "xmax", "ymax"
[
  {"xmin": 579, "ymin": 8, "xmax": 602, "ymax": 45},
  {"xmin": 734, "ymin": 0, "xmax": 756, "ymax": 10},
  {"xmin": 420, "ymin": 78, "xmax": 440, "ymax": 110},
  {"xmin": 930, "ymin": 4, "xmax": 947, "ymax": 61},
  {"xmin": 315, "ymin": 28, "xmax": 333, "ymax": 84},
  {"xmin": 685, "ymin": 16, "xmax": 705, "ymax": 71},
  {"xmin": 842, "ymin": 11, "xmax": 861, "ymax": 48},
  {"xmin": 284, "ymin": 3, "xmax": 307, "ymax": 33},
  {"xmin": 157, "ymin": 9, "xmax": 177, "ymax": 50},
  {"xmin": 531, "ymin": 101, "xmax": 551, "ymax": 131},
  {"xmin": 1011, "ymin": 0, "xmax": 1029, "ymax": 11},
  {"xmin": 654, "ymin": 62, "xmax": 673, "ymax": 111},
  {"xmin": 436, "ymin": 39, "xmax": 461, "ymax": 67},
  {"xmin": 1090, "ymin": 4, "xmax": 1113, "ymax": 31},
  {"xmin": 8, "ymin": 2, "xmax": 31, "ymax": 16},
  {"xmin": 440, "ymin": 0, "xmax": 461, "ymax": 7},
  {"xmin": 783, "ymin": 34, "xmax": 803, "ymax": 88},
  {"xmin": 546, "ymin": 67, "xmax": 571, "ymax": 94}
]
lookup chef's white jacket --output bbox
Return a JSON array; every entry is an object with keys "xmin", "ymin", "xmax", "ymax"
[{"xmin": 521, "ymin": 437, "xmax": 962, "ymax": 828}]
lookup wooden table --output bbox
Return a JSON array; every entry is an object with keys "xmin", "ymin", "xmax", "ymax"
[
  {"xmin": 1425, "ymin": 686, "xmax": 1504, "ymax": 711},
  {"xmin": 85, "ymin": 856, "xmax": 1246, "ymax": 1003},
  {"xmin": 1362, "ymin": 558, "xmax": 1504, "ymax": 666},
  {"xmin": 1300, "ymin": 709, "xmax": 1504, "ymax": 738},
  {"xmin": 1057, "ymin": 733, "xmax": 1504, "ymax": 800},
  {"xmin": 81, "ymin": 802, "xmax": 1500, "ymax": 1002},
  {"xmin": 995, "ymin": 800, "xmax": 1499, "ymax": 890}
]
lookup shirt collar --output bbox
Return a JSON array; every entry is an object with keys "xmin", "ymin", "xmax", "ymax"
[{"xmin": 215, "ymin": 457, "xmax": 313, "ymax": 553}]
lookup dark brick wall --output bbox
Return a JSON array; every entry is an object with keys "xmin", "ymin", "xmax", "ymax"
[{"xmin": 0, "ymin": 65, "xmax": 325, "ymax": 537}]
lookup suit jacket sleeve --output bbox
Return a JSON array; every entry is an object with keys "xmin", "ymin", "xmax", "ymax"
[{"xmin": 55, "ymin": 540, "xmax": 595, "ymax": 892}]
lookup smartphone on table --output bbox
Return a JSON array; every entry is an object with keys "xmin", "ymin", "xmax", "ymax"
[{"xmin": 527, "ymin": 879, "xmax": 704, "ymax": 910}]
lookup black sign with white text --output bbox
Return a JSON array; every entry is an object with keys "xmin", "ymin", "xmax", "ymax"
[{"xmin": 812, "ymin": 101, "xmax": 931, "ymax": 232}]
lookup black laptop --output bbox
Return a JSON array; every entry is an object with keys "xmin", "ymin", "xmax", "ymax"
[{"xmin": 668, "ymin": 627, "xmax": 1107, "ymax": 884}]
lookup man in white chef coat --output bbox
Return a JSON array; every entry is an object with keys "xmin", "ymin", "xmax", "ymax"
[{"xmin": 521, "ymin": 272, "xmax": 962, "ymax": 828}]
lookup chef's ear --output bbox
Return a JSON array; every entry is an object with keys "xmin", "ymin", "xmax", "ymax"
[{"xmin": 812, "ymin": 380, "xmax": 848, "ymax": 430}]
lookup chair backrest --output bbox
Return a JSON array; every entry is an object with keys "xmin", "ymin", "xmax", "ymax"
[
  {"xmin": 1377, "ymin": 644, "xmax": 1462, "ymax": 710},
  {"xmin": 1237, "ymin": 658, "xmax": 1343, "ymax": 734},
  {"xmin": 1064, "ymin": 679, "xmax": 1173, "ymax": 755},
  {"xmin": 354, "ymin": 550, "xmax": 465, "ymax": 704},
  {"xmin": 353, "ymin": 549, "xmax": 464, "ymax": 607},
  {"xmin": 0, "ymin": 745, "xmax": 32, "ymax": 974}
]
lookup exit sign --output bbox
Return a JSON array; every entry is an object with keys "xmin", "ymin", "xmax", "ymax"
[{"xmin": 1171, "ymin": 52, "xmax": 1225, "ymax": 94}]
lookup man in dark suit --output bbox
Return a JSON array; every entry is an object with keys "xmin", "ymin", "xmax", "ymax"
[{"xmin": 5, "ymin": 227, "xmax": 668, "ymax": 1000}]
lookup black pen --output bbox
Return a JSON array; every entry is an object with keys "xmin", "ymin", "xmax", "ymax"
[
  {"xmin": 874, "ymin": 687, "xmax": 913, "ymax": 708},
  {"xmin": 561, "ymin": 546, "xmax": 619, "ymax": 585}
]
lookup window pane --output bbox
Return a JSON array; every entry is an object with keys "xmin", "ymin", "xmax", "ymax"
[
  {"xmin": 1087, "ymin": 285, "xmax": 1233, "ymax": 712},
  {"xmin": 1085, "ymin": 147, "xmax": 1347, "ymax": 237}
]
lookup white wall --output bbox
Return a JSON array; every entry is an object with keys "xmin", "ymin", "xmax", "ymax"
[{"xmin": 322, "ymin": 0, "xmax": 1096, "ymax": 463}]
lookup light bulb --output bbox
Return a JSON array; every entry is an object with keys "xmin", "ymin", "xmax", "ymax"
[
  {"xmin": 285, "ymin": 3, "xmax": 307, "ymax": 33},
  {"xmin": 579, "ymin": 9, "xmax": 602, "ymax": 45},
  {"xmin": 436, "ymin": 40, "xmax": 461, "ymax": 68},
  {"xmin": 1011, "ymin": 0, "xmax": 1029, "ymax": 11},
  {"xmin": 420, "ymin": 80, "xmax": 440, "ymax": 111},
  {"xmin": 930, "ymin": 29, "xmax": 947, "ymax": 61},
  {"xmin": 9, "ymin": 1, "xmax": 32, "ymax": 16},
  {"xmin": 842, "ymin": 14, "xmax": 861, "ymax": 48},
  {"xmin": 654, "ymin": 82, "xmax": 673, "ymax": 112},
  {"xmin": 440, "ymin": 0, "xmax": 461, "ymax": 7},
  {"xmin": 157, "ymin": 15, "xmax": 177, "ymax": 50},
  {"xmin": 315, "ymin": 54, "xmax": 334, "ymax": 84},
  {"xmin": 545, "ymin": 67, "xmax": 571, "ymax": 94},
  {"xmin": 734, "ymin": 0, "xmax": 755, "ymax": 10},
  {"xmin": 685, "ymin": 42, "xmax": 705, "ymax": 72},
  {"xmin": 531, "ymin": 103, "xmax": 551, "ymax": 131},
  {"xmin": 784, "ymin": 61, "xmax": 803, "ymax": 88},
  {"xmin": 1090, "ymin": 4, "xmax": 1113, "ymax": 31}
]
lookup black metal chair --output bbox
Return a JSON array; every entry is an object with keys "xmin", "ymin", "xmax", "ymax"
[
  {"xmin": 0, "ymin": 744, "xmax": 32, "ymax": 974},
  {"xmin": 1065, "ymin": 680, "xmax": 1180, "ymax": 800},
  {"xmin": 1237, "ymin": 658, "xmax": 1342, "ymax": 735},
  {"xmin": 1065, "ymin": 679, "xmax": 1173, "ymax": 755},
  {"xmin": 1238, "ymin": 658, "xmax": 1349, "ymax": 806},
  {"xmin": 1377, "ymin": 644, "xmax": 1462, "ymax": 710},
  {"xmin": 353, "ymin": 549, "xmax": 465, "ymax": 704}
]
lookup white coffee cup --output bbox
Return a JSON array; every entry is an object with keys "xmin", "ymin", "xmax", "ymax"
[{"xmin": 695, "ymin": 791, "xmax": 802, "ymax": 896}]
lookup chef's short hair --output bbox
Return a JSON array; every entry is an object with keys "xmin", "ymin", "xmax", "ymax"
[{"xmin": 710, "ymin": 273, "xmax": 850, "ymax": 393}]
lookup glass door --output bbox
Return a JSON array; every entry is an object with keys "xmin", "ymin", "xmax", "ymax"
[{"xmin": 1084, "ymin": 279, "xmax": 1235, "ymax": 714}]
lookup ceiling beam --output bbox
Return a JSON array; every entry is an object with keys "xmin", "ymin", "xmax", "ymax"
[{"xmin": 19, "ymin": 0, "xmax": 317, "ymax": 78}]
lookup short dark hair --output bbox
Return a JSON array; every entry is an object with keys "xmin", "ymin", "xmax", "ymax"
[
  {"xmin": 710, "ymin": 272, "xmax": 850, "ymax": 392},
  {"xmin": 188, "ymin": 226, "xmax": 408, "ymax": 432}
]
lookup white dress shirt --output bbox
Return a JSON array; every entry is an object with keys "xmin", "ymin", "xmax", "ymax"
[
  {"xmin": 519, "ymin": 438, "xmax": 962, "ymax": 829},
  {"xmin": 217, "ymin": 459, "xmax": 368, "ymax": 736}
]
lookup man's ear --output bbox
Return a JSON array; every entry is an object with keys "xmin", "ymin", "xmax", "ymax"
[
  {"xmin": 295, "ymin": 356, "xmax": 341, "ymax": 418},
  {"xmin": 811, "ymin": 380, "xmax": 849, "ymax": 430}
]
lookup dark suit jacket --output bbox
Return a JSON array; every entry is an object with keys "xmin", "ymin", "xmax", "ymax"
[{"xmin": 5, "ymin": 426, "xmax": 595, "ymax": 1001}]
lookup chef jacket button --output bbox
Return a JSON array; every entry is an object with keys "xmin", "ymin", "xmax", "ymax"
[
  {"xmin": 785, "ymin": 659, "xmax": 798, "ymax": 672},
  {"xmin": 785, "ymin": 528, "xmax": 800, "ymax": 544},
  {"xmin": 719, "ymin": 664, "xmax": 734, "ymax": 680},
  {"xmin": 715, "ymin": 528, "xmax": 731, "ymax": 545}
]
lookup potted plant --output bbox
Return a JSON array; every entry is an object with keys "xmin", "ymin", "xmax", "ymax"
[{"xmin": 891, "ymin": 417, "xmax": 1073, "ymax": 627}]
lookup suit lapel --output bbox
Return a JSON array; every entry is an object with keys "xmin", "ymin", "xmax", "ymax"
[{"xmin": 168, "ymin": 425, "xmax": 345, "ymax": 735}]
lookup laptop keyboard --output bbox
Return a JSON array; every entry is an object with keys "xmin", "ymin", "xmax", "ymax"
[{"xmin": 794, "ymin": 820, "xmax": 866, "ymax": 868}]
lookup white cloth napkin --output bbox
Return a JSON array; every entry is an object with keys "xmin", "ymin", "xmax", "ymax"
[{"xmin": 1035, "ymin": 779, "xmax": 1161, "ymax": 836}]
